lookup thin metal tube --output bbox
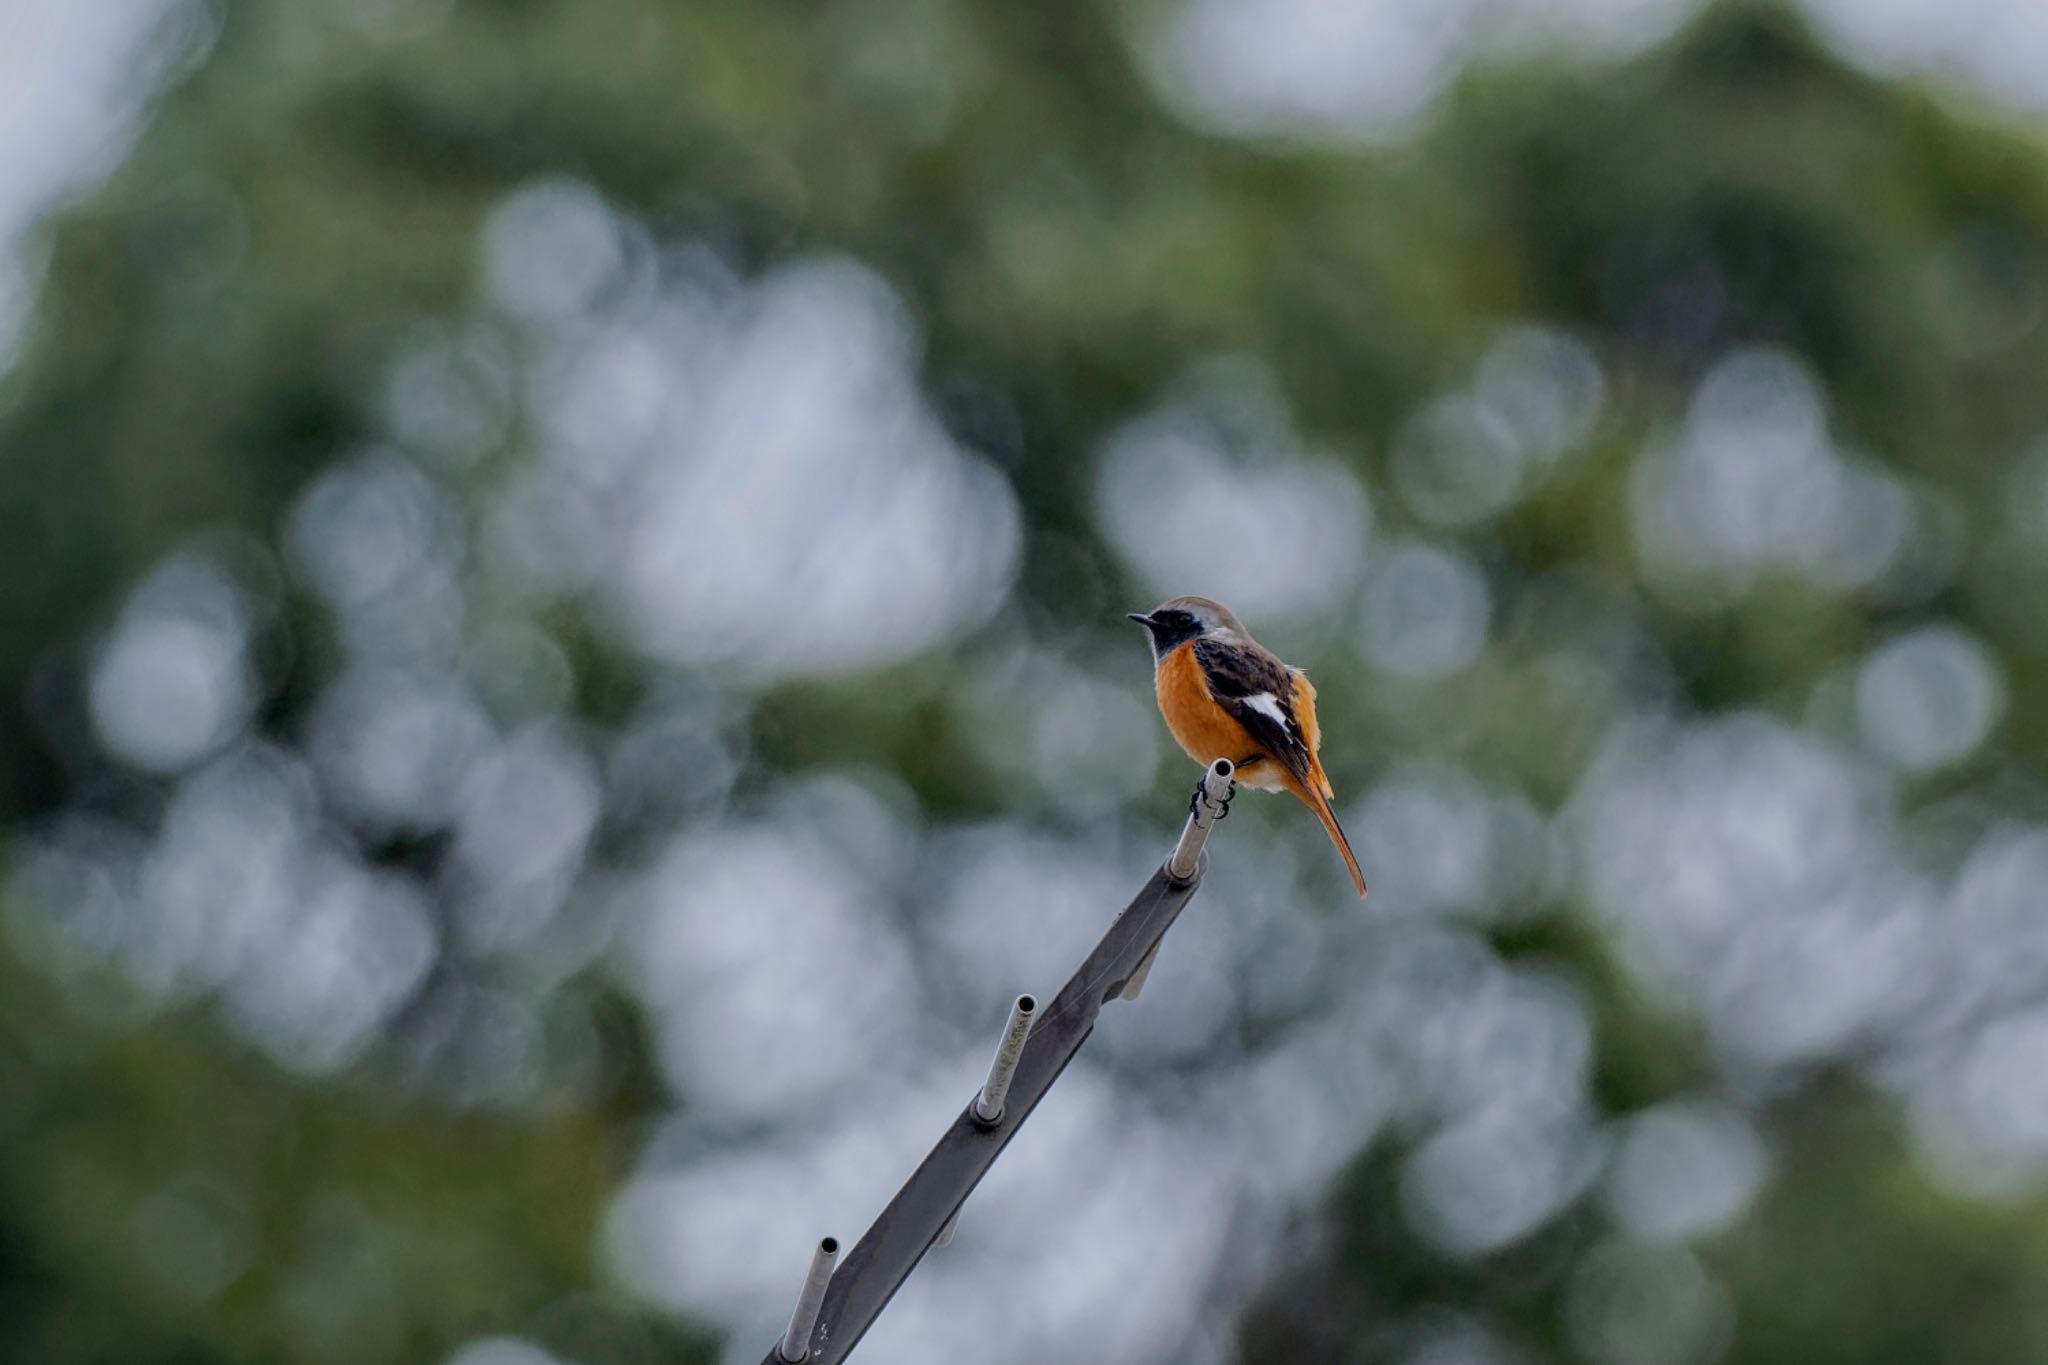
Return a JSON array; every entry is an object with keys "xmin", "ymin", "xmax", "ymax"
[
  {"xmin": 778, "ymin": 1237, "xmax": 839, "ymax": 1362},
  {"xmin": 972, "ymin": 994, "xmax": 1038, "ymax": 1125},
  {"xmin": 1166, "ymin": 758, "xmax": 1235, "ymax": 881}
]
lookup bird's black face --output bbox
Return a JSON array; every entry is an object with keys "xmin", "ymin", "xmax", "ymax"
[{"xmin": 1127, "ymin": 607, "xmax": 1204, "ymax": 661}]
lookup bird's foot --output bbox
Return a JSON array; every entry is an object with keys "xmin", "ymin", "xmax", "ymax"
[{"xmin": 1190, "ymin": 776, "xmax": 1237, "ymax": 820}]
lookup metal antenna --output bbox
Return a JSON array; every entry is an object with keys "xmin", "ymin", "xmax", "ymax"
[
  {"xmin": 1168, "ymin": 757, "xmax": 1235, "ymax": 882},
  {"xmin": 777, "ymin": 1238, "xmax": 839, "ymax": 1363},
  {"xmin": 758, "ymin": 763, "xmax": 1235, "ymax": 1365},
  {"xmin": 1132, "ymin": 758, "xmax": 1233, "ymax": 999},
  {"xmin": 973, "ymin": 994, "xmax": 1038, "ymax": 1125}
]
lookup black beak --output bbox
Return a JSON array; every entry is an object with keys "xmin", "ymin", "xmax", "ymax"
[{"xmin": 1126, "ymin": 612, "xmax": 1156, "ymax": 628}]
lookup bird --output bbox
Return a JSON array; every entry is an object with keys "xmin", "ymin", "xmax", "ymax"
[{"xmin": 1128, "ymin": 595, "xmax": 1367, "ymax": 898}]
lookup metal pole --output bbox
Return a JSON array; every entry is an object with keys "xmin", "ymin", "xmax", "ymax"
[
  {"xmin": 1166, "ymin": 758, "xmax": 1234, "ymax": 883},
  {"xmin": 972, "ymin": 994, "xmax": 1038, "ymax": 1125},
  {"xmin": 753, "ymin": 779, "xmax": 1226, "ymax": 1365},
  {"xmin": 777, "ymin": 1237, "xmax": 839, "ymax": 1363},
  {"xmin": 1129, "ymin": 762, "xmax": 1234, "ymax": 1001}
]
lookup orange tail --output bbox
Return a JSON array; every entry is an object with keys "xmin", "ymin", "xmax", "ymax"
[{"xmin": 1284, "ymin": 769, "xmax": 1368, "ymax": 899}]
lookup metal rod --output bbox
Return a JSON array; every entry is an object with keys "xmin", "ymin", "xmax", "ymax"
[
  {"xmin": 1166, "ymin": 758, "xmax": 1235, "ymax": 882},
  {"xmin": 778, "ymin": 1237, "xmax": 839, "ymax": 1363},
  {"xmin": 754, "ymin": 809, "xmax": 1221, "ymax": 1365},
  {"xmin": 972, "ymin": 994, "xmax": 1038, "ymax": 1125}
]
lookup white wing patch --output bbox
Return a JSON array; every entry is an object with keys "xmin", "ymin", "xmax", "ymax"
[{"xmin": 1244, "ymin": 691, "xmax": 1295, "ymax": 736}]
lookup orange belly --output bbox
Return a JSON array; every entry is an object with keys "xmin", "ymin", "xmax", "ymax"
[{"xmin": 1156, "ymin": 641, "xmax": 1264, "ymax": 770}]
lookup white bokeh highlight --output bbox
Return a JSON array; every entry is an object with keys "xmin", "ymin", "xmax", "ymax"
[
  {"xmin": 1393, "ymin": 325, "xmax": 1606, "ymax": 527},
  {"xmin": 89, "ymin": 553, "xmax": 254, "ymax": 773},
  {"xmin": 1576, "ymin": 716, "xmax": 1935, "ymax": 1076},
  {"xmin": 1631, "ymin": 349, "xmax": 1917, "ymax": 602},
  {"xmin": 1605, "ymin": 1099, "xmax": 1770, "ymax": 1245},
  {"xmin": 1096, "ymin": 371, "xmax": 1371, "ymax": 622},
  {"xmin": 1136, "ymin": 0, "xmax": 1701, "ymax": 143},
  {"xmin": 1854, "ymin": 626, "xmax": 2005, "ymax": 773},
  {"xmin": 1800, "ymin": 0, "xmax": 2048, "ymax": 116},
  {"xmin": 484, "ymin": 196, "xmax": 1022, "ymax": 680},
  {"xmin": 1356, "ymin": 540, "xmax": 1492, "ymax": 680},
  {"xmin": 0, "ymin": 0, "xmax": 185, "ymax": 366},
  {"xmin": 1135, "ymin": 0, "xmax": 2048, "ymax": 150}
]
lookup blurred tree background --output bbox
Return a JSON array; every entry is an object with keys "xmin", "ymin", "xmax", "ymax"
[{"xmin": 6, "ymin": 0, "xmax": 2048, "ymax": 1362}]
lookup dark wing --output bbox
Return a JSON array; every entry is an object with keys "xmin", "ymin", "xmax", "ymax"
[{"xmin": 1192, "ymin": 637, "xmax": 1314, "ymax": 783}]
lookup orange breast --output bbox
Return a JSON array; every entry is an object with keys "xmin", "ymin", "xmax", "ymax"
[{"xmin": 1155, "ymin": 641, "xmax": 1258, "ymax": 766}]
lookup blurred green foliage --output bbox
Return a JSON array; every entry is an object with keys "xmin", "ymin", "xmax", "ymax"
[{"xmin": 6, "ymin": 0, "xmax": 2048, "ymax": 1362}]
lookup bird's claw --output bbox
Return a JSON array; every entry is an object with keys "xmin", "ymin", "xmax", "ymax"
[{"xmin": 1190, "ymin": 777, "xmax": 1237, "ymax": 821}]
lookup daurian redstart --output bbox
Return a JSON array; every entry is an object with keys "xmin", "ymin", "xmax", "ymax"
[{"xmin": 1129, "ymin": 596, "xmax": 1367, "ymax": 897}]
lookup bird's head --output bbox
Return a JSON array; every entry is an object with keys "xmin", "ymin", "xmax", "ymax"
[{"xmin": 1126, "ymin": 595, "xmax": 1248, "ymax": 662}]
